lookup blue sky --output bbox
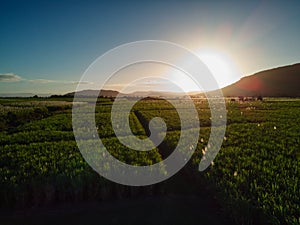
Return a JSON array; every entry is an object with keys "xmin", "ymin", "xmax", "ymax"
[{"xmin": 0, "ymin": 0, "xmax": 300, "ymax": 94}]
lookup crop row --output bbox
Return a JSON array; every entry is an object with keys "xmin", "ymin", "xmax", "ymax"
[{"xmin": 0, "ymin": 137, "xmax": 162, "ymax": 207}]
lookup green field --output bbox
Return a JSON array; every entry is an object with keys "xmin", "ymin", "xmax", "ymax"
[{"xmin": 0, "ymin": 97, "xmax": 299, "ymax": 225}]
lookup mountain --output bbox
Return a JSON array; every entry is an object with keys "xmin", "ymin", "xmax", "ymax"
[
  {"xmin": 64, "ymin": 89, "xmax": 119, "ymax": 97},
  {"xmin": 222, "ymin": 63, "xmax": 300, "ymax": 97},
  {"xmin": 0, "ymin": 93, "xmax": 51, "ymax": 97},
  {"xmin": 65, "ymin": 89, "xmax": 188, "ymax": 98},
  {"xmin": 65, "ymin": 63, "xmax": 300, "ymax": 98},
  {"xmin": 127, "ymin": 91, "xmax": 186, "ymax": 97}
]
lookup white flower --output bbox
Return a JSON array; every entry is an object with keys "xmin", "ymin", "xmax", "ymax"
[
  {"xmin": 233, "ymin": 171, "xmax": 238, "ymax": 177},
  {"xmin": 274, "ymin": 126, "xmax": 277, "ymax": 130}
]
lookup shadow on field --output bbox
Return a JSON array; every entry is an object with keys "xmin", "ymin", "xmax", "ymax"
[
  {"xmin": 0, "ymin": 195, "xmax": 230, "ymax": 225},
  {"xmin": 0, "ymin": 169, "xmax": 233, "ymax": 225}
]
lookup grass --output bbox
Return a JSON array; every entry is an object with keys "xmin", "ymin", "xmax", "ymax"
[{"xmin": 0, "ymin": 97, "xmax": 299, "ymax": 224}]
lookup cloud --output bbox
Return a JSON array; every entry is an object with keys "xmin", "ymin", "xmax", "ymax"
[
  {"xmin": 0, "ymin": 73, "xmax": 22, "ymax": 82},
  {"xmin": 29, "ymin": 79, "xmax": 57, "ymax": 83},
  {"xmin": 29, "ymin": 79, "xmax": 94, "ymax": 85},
  {"xmin": 0, "ymin": 73, "xmax": 94, "ymax": 85},
  {"xmin": 103, "ymin": 83, "xmax": 126, "ymax": 88},
  {"xmin": 71, "ymin": 81, "xmax": 94, "ymax": 85}
]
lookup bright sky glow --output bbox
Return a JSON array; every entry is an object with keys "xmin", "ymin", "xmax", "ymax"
[
  {"xmin": 0, "ymin": 1, "xmax": 299, "ymax": 95},
  {"xmin": 196, "ymin": 49, "xmax": 241, "ymax": 88}
]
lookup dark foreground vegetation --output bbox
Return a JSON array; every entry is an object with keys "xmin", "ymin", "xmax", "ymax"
[{"xmin": 0, "ymin": 97, "xmax": 299, "ymax": 225}]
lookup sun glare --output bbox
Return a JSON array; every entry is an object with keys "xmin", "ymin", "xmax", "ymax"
[
  {"xmin": 103, "ymin": 48, "xmax": 241, "ymax": 94},
  {"xmin": 196, "ymin": 49, "xmax": 241, "ymax": 88}
]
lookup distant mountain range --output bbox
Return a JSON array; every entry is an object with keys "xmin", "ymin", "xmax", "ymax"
[
  {"xmin": 221, "ymin": 63, "xmax": 300, "ymax": 97},
  {"xmin": 65, "ymin": 89, "xmax": 119, "ymax": 97},
  {"xmin": 0, "ymin": 93, "xmax": 51, "ymax": 97},
  {"xmin": 1, "ymin": 63, "xmax": 299, "ymax": 98},
  {"xmin": 68, "ymin": 63, "xmax": 300, "ymax": 98},
  {"xmin": 65, "ymin": 89, "xmax": 187, "ymax": 98}
]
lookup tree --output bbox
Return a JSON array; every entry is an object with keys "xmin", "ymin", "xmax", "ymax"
[{"xmin": 257, "ymin": 96, "xmax": 263, "ymax": 101}]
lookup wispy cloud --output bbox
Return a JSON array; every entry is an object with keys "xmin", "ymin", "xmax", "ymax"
[
  {"xmin": 0, "ymin": 72, "xmax": 94, "ymax": 86},
  {"xmin": 71, "ymin": 81, "xmax": 94, "ymax": 85},
  {"xmin": 28, "ymin": 79, "xmax": 94, "ymax": 85},
  {"xmin": 102, "ymin": 83, "xmax": 125, "ymax": 89},
  {"xmin": 29, "ymin": 79, "xmax": 94, "ymax": 85},
  {"xmin": 0, "ymin": 73, "xmax": 22, "ymax": 82},
  {"xmin": 28, "ymin": 79, "xmax": 57, "ymax": 83}
]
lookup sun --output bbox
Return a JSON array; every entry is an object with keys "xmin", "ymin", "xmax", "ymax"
[
  {"xmin": 164, "ymin": 48, "xmax": 242, "ymax": 93},
  {"xmin": 196, "ymin": 49, "xmax": 241, "ymax": 88}
]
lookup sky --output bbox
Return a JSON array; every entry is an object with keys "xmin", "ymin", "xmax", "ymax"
[{"xmin": 0, "ymin": 0, "xmax": 300, "ymax": 95}]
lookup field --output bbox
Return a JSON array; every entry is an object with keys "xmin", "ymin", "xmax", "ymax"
[{"xmin": 0, "ymin": 97, "xmax": 299, "ymax": 225}]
